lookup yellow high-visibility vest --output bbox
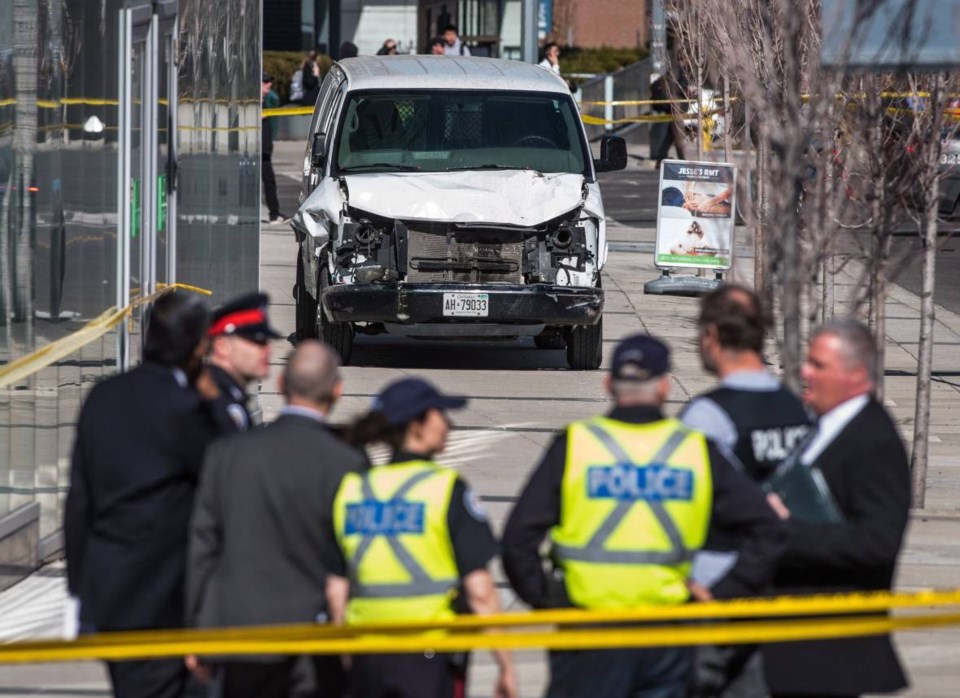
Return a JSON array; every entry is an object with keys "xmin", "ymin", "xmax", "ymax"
[
  {"xmin": 333, "ymin": 460, "xmax": 459, "ymax": 625},
  {"xmin": 550, "ymin": 417, "xmax": 712, "ymax": 609}
]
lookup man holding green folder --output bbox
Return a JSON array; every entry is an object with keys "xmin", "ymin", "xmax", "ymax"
[{"xmin": 763, "ymin": 320, "xmax": 910, "ymax": 698}]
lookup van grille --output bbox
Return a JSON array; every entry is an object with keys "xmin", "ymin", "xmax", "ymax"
[{"xmin": 406, "ymin": 229, "xmax": 523, "ymax": 284}]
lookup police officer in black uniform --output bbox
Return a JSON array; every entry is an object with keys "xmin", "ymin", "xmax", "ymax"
[
  {"xmin": 680, "ymin": 285, "xmax": 812, "ymax": 698},
  {"xmin": 206, "ymin": 292, "xmax": 281, "ymax": 431}
]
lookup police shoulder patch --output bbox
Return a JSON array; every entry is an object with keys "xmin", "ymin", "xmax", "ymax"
[
  {"xmin": 227, "ymin": 403, "xmax": 248, "ymax": 430},
  {"xmin": 463, "ymin": 487, "xmax": 488, "ymax": 522}
]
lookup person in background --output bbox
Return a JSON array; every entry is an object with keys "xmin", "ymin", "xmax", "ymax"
[
  {"xmin": 301, "ymin": 57, "xmax": 322, "ymax": 109},
  {"xmin": 502, "ymin": 333, "xmax": 785, "ymax": 698},
  {"xmin": 441, "ymin": 24, "xmax": 471, "ymax": 56},
  {"xmin": 206, "ymin": 292, "xmax": 282, "ymax": 432},
  {"xmin": 538, "ymin": 42, "xmax": 561, "ymax": 74},
  {"xmin": 680, "ymin": 285, "xmax": 812, "ymax": 698},
  {"xmin": 288, "ymin": 50, "xmax": 315, "ymax": 104},
  {"xmin": 376, "ymin": 39, "xmax": 399, "ymax": 56},
  {"xmin": 323, "ymin": 377, "xmax": 517, "ymax": 698},
  {"xmin": 65, "ymin": 292, "xmax": 218, "ymax": 698},
  {"xmin": 339, "ymin": 41, "xmax": 359, "ymax": 59},
  {"xmin": 261, "ymin": 72, "xmax": 284, "ymax": 223},
  {"xmin": 427, "ymin": 37, "xmax": 446, "ymax": 55},
  {"xmin": 650, "ymin": 70, "xmax": 688, "ymax": 167},
  {"xmin": 187, "ymin": 341, "xmax": 366, "ymax": 697},
  {"xmin": 763, "ymin": 320, "xmax": 910, "ymax": 698}
]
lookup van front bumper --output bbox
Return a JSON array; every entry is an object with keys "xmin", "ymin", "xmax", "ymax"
[{"xmin": 321, "ymin": 282, "xmax": 603, "ymax": 326}]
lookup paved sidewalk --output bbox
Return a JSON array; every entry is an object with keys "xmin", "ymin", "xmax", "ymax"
[{"xmin": 3, "ymin": 143, "xmax": 960, "ymax": 695}]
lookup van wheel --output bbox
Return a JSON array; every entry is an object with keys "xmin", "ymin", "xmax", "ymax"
[
  {"xmin": 566, "ymin": 317, "xmax": 603, "ymax": 370},
  {"xmin": 295, "ymin": 251, "xmax": 318, "ymax": 340},
  {"xmin": 318, "ymin": 267, "xmax": 354, "ymax": 363}
]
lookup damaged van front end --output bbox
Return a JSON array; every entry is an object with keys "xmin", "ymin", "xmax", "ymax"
[{"xmin": 290, "ymin": 57, "xmax": 626, "ymax": 369}]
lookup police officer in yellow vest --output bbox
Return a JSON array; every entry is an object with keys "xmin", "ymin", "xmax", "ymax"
[
  {"xmin": 323, "ymin": 377, "xmax": 518, "ymax": 698},
  {"xmin": 502, "ymin": 334, "xmax": 785, "ymax": 698}
]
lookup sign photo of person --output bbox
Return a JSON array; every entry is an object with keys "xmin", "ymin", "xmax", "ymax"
[{"xmin": 655, "ymin": 159, "xmax": 736, "ymax": 270}]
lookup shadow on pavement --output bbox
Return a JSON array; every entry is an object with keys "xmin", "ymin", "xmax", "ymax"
[{"xmin": 346, "ymin": 336, "xmax": 571, "ymax": 371}]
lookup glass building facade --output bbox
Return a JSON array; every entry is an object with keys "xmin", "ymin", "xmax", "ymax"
[{"xmin": 0, "ymin": 0, "xmax": 261, "ymax": 589}]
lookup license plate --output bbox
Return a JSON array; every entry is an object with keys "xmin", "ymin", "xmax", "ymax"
[{"xmin": 442, "ymin": 292, "xmax": 489, "ymax": 317}]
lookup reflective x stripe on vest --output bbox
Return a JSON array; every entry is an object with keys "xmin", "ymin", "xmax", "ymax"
[
  {"xmin": 553, "ymin": 423, "xmax": 695, "ymax": 566},
  {"xmin": 347, "ymin": 468, "xmax": 455, "ymax": 598}
]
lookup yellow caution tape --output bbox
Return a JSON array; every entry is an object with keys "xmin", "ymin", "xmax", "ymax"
[
  {"xmin": 581, "ymin": 98, "xmax": 699, "ymax": 106},
  {"xmin": 0, "ymin": 283, "xmax": 210, "ymax": 390},
  {"xmin": 263, "ymin": 106, "xmax": 316, "ymax": 118},
  {"xmin": 1, "ymin": 608, "xmax": 958, "ymax": 664},
  {"xmin": 1, "ymin": 588, "xmax": 960, "ymax": 664},
  {"xmin": 581, "ymin": 114, "xmax": 676, "ymax": 125}
]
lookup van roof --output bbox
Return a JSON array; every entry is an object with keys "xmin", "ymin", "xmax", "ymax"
[{"xmin": 336, "ymin": 56, "xmax": 571, "ymax": 94}]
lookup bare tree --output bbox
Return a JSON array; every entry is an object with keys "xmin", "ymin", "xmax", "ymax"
[{"xmin": 668, "ymin": 0, "xmax": 957, "ymax": 503}]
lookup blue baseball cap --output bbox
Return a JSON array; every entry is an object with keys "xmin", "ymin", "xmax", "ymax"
[
  {"xmin": 375, "ymin": 378, "xmax": 468, "ymax": 425},
  {"xmin": 611, "ymin": 333, "xmax": 671, "ymax": 381}
]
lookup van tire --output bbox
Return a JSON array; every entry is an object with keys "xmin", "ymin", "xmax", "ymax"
[
  {"xmin": 566, "ymin": 318, "xmax": 603, "ymax": 370},
  {"xmin": 318, "ymin": 267, "xmax": 354, "ymax": 364},
  {"xmin": 295, "ymin": 251, "xmax": 319, "ymax": 340}
]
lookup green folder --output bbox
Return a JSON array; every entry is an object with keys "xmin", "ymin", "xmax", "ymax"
[{"xmin": 762, "ymin": 434, "xmax": 844, "ymax": 523}]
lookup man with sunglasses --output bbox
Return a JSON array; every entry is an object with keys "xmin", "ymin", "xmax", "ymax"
[{"xmin": 207, "ymin": 292, "xmax": 281, "ymax": 431}]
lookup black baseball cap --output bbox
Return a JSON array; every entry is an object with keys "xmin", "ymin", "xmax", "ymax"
[
  {"xmin": 611, "ymin": 334, "xmax": 671, "ymax": 381},
  {"xmin": 262, "ymin": 71, "xmax": 273, "ymax": 83},
  {"xmin": 208, "ymin": 292, "xmax": 282, "ymax": 343},
  {"xmin": 375, "ymin": 378, "xmax": 468, "ymax": 425}
]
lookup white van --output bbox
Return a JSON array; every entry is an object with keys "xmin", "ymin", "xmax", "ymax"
[{"xmin": 291, "ymin": 56, "xmax": 626, "ymax": 369}]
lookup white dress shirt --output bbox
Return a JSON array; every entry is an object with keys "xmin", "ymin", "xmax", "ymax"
[{"xmin": 800, "ymin": 393, "xmax": 870, "ymax": 466}]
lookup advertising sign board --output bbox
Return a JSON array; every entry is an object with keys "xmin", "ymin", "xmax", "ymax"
[{"xmin": 655, "ymin": 159, "xmax": 736, "ymax": 271}]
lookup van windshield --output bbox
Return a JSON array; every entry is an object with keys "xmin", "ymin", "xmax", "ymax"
[{"xmin": 333, "ymin": 90, "xmax": 588, "ymax": 176}]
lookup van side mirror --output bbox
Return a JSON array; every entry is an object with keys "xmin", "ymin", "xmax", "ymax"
[
  {"xmin": 311, "ymin": 131, "xmax": 326, "ymax": 168},
  {"xmin": 593, "ymin": 135, "xmax": 628, "ymax": 172}
]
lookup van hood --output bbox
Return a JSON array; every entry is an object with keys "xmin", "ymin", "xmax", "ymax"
[{"xmin": 343, "ymin": 170, "xmax": 585, "ymax": 226}]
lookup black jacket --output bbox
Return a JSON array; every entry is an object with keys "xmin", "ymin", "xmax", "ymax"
[
  {"xmin": 501, "ymin": 406, "xmax": 786, "ymax": 608},
  {"xmin": 187, "ymin": 412, "xmax": 367, "ymax": 629},
  {"xmin": 207, "ymin": 364, "xmax": 251, "ymax": 432},
  {"xmin": 762, "ymin": 397, "xmax": 910, "ymax": 695},
  {"xmin": 64, "ymin": 363, "xmax": 221, "ymax": 630}
]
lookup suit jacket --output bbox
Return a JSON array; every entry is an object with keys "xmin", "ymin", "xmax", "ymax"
[
  {"xmin": 186, "ymin": 412, "xmax": 367, "ymax": 629},
  {"xmin": 64, "ymin": 363, "xmax": 221, "ymax": 630},
  {"xmin": 763, "ymin": 397, "xmax": 910, "ymax": 695}
]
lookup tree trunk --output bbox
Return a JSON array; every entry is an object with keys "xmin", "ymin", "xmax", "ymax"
[
  {"xmin": 755, "ymin": 136, "xmax": 766, "ymax": 297},
  {"xmin": 821, "ymin": 138, "xmax": 836, "ymax": 323},
  {"xmin": 911, "ymin": 76, "xmax": 944, "ymax": 509}
]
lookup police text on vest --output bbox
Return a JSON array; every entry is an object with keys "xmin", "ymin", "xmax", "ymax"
[
  {"xmin": 587, "ymin": 463, "xmax": 694, "ymax": 501},
  {"xmin": 345, "ymin": 500, "xmax": 426, "ymax": 535}
]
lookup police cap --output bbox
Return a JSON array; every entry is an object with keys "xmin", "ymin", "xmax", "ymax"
[
  {"xmin": 611, "ymin": 333, "xmax": 670, "ymax": 381},
  {"xmin": 375, "ymin": 377, "xmax": 467, "ymax": 426},
  {"xmin": 208, "ymin": 292, "xmax": 282, "ymax": 343}
]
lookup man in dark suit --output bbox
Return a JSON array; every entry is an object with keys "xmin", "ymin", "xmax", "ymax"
[
  {"xmin": 64, "ymin": 292, "xmax": 217, "ymax": 698},
  {"xmin": 763, "ymin": 319, "xmax": 910, "ymax": 697},
  {"xmin": 186, "ymin": 340, "xmax": 367, "ymax": 697}
]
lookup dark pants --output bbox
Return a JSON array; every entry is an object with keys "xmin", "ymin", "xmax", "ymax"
[
  {"xmin": 218, "ymin": 656, "xmax": 346, "ymax": 698},
  {"xmin": 693, "ymin": 644, "xmax": 768, "ymax": 698},
  {"xmin": 547, "ymin": 646, "xmax": 692, "ymax": 698},
  {"xmin": 107, "ymin": 659, "xmax": 204, "ymax": 698},
  {"xmin": 349, "ymin": 653, "xmax": 461, "ymax": 698},
  {"xmin": 262, "ymin": 154, "xmax": 280, "ymax": 219},
  {"xmin": 650, "ymin": 120, "xmax": 688, "ymax": 165}
]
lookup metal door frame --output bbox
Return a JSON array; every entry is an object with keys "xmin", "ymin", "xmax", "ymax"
[{"xmin": 117, "ymin": 1, "xmax": 177, "ymax": 371}]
